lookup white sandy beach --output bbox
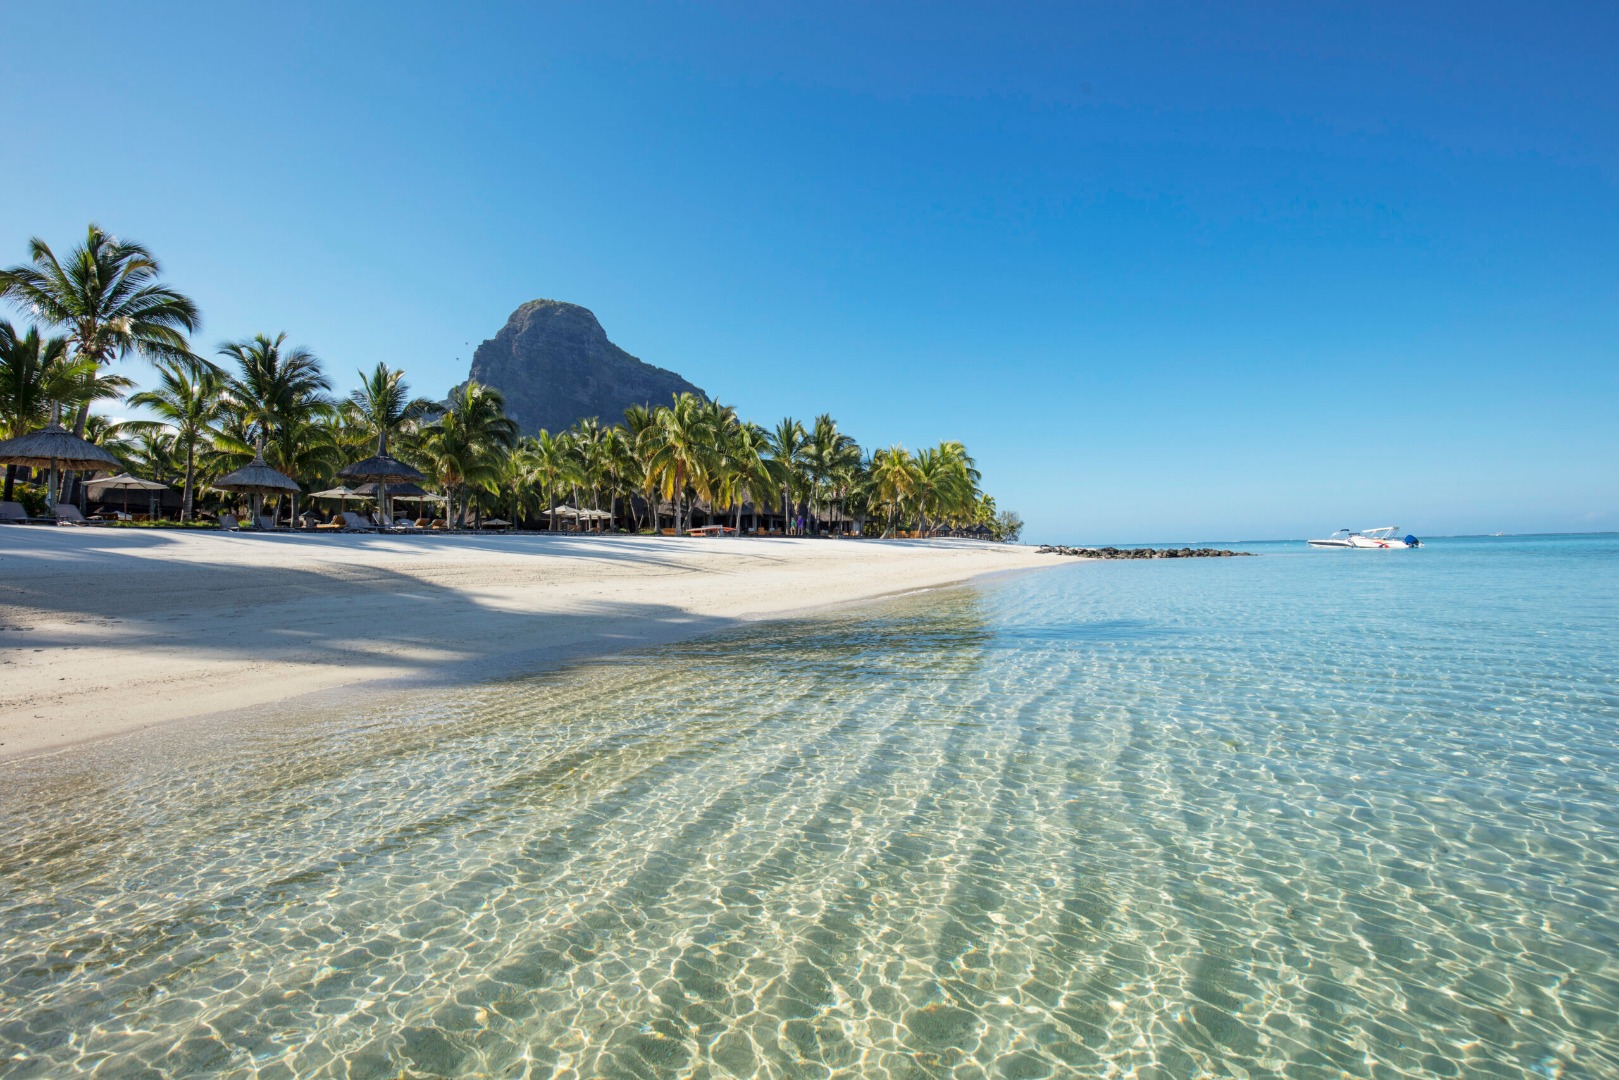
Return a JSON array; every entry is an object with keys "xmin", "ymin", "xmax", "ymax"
[{"xmin": 0, "ymin": 529, "xmax": 1057, "ymax": 759}]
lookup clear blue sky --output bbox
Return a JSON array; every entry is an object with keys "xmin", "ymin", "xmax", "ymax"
[{"xmin": 2, "ymin": 2, "xmax": 1615, "ymax": 542}]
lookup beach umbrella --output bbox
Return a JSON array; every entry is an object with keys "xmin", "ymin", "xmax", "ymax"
[
  {"xmin": 353, "ymin": 481, "xmax": 429, "ymax": 499},
  {"xmin": 213, "ymin": 450, "xmax": 299, "ymax": 526},
  {"xmin": 0, "ymin": 417, "xmax": 122, "ymax": 511},
  {"xmin": 310, "ymin": 484, "xmax": 361, "ymax": 514},
  {"xmin": 85, "ymin": 472, "xmax": 169, "ymax": 519},
  {"xmin": 338, "ymin": 453, "xmax": 424, "ymax": 528}
]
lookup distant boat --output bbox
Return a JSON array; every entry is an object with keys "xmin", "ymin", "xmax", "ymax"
[{"xmin": 1308, "ymin": 527, "xmax": 1421, "ymax": 549}]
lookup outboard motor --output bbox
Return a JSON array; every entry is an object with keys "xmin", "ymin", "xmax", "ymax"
[{"xmin": 1404, "ymin": 534, "xmax": 1420, "ymax": 548}]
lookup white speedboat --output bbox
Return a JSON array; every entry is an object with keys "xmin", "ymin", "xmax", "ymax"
[{"xmin": 1307, "ymin": 527, "xmax": 1420, "ymax": 549}]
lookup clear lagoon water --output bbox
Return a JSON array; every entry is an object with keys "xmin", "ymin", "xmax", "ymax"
[{"xmin": 1, "ymin": 534, "xmax": 1616, "ymax": 1078}]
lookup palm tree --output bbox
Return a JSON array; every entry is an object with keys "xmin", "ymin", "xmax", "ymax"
[
  {"xmin": 348, "ymin": 362, "xmax": 432, "ymax": 456},
  {"xmin": 622, "ymin": 405, "xmax": 660, "ymax": 530},
  {"xmin": 912, "ymin": 446, "xmax": 945, "ymax": 536},
  {"xmin": 641, "ymin": 393, "xmax": 716, "ymax": 535},
  {"xmin": 418, "ymin": 381, "xmax": 517, "ymax": 526},
  {"xmin": 866, "ymin": 445, "xmax": 919, "ymax": 538},
  {"xmin": 499, "ymin": 437, "xmax": 545, "ymax": 527},
  {"xmin": 0, "ymin": 225, "xmax": 200, "ymax": 503},
  {"xmin": 126, "ymin": 359, "xmax": 226, "ymax": 520},
  {"xmin": 766, "ymin": 417, "xmax": 808, "ymax": 534},
  {"xmin": 266, "ymin": 408, "xmax": 341, "ymax": 523},
  {"xmin": 348, "ymin": 362, "xmax": 433, "ymax": 526},
  {"xmin": 598, "ymin": 425, "xmax": 633, "ymax": 531},
  {"xmin": 0, "ymin": 322, "xmax": 87, "ymax": 501},
  {"xmin": 222, "ymin": 334, "xmax": 330, "ymax": 448},
  {"xmin": 805, "ymin": 414, "xmax": 861, "ymax": 534},
  {"xmin": 569, "ymin": 417, "xmax": 610, "ymax": 530},
  {"xmin": 527, "ymin": 429, "xmax": 578, "ymax": 532},
  {"xmin": 715, "ymin": 419, "xmax": 774, "ymax": 533},
  {"xmin": 216, "ymin": 334, "xmax": 333, "ymax": 523}
]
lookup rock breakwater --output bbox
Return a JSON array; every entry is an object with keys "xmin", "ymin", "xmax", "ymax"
[{"xmin": 1038, "ymin": 546, "xmax": 1255, "ymax": 559}]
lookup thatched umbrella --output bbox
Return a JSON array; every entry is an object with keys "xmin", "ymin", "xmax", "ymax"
[
  {"xmin": 338, "ymin": 453, "xmax": 424, "ymax": 528},
  {"xmin": 0, "ymin": 417, "xmax": 122, "ymax": 511},
  {"xmin": 213, "ymin": 450, "xmax": 299, "ymax": 527},
  {"xmin": 85, "ymin": 473, "xmax": 170, "ymax": 519}
]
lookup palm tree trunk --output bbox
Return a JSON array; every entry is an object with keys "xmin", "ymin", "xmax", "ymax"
[
  {"xmin": 181, "ymin": 446, "xmax": 195, "ymax": 522},
  {"xmin": 3, "ymin": 465, "xmax": 16, "ymax": 503}
]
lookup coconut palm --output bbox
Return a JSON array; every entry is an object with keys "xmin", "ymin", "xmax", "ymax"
[
  {"xmin": 714, "ymin": 419, "xmax": 774, "ymax": 533},
  {"xmin": 221, "ymin": 334, "xmax": 330, "ymax": 448},
  {"xmin": 598, "ymin": 425, "xmax": 634, "ymax": 531},
  {"xmin": 766, "ymin": 417, "xmax": 809, "ymax": 534},
  {"xmin": 528, "ymin": 428, "xmax": 579, "ymax": 531},
  {"xmin": 804, "ymin": 414, "xmax": 861, "ymax": 534},
  {"xmin": 418, "ymin": 381, "xmax": 518, "ymax": 526},
  {"xmin": 568, "ymin": 417, "xmax": 611, "ymax": 529},
  {"xmin": 640, "ymin": 393, "xmax": 716, "ymax": 535},
  {"xmin": 498, "ymin": 438, "xmax": 545, "ymax": 526},
  {"xmin": 119, "ymin": 425, "xmax": 179, "ymax": 478},
  {"xmin": 0, "ymin": 225, "xmax": 200, "ymax": 502},
  {"xmin": 126, "ymin": 359, "xmax": 227, "ymax": 520},
  {"xmin": 866, "ymin": 445, "xmax": 919, "ymax": 538},
  {"xmin": 0, "ymin": 322, "xmax": 90, "ymax": 500},
  {"xmin": 348, "ymin": 362, "xmax": 432, "ymax": 458},
  {"xmin": 0, "ymin": 225, "xmax": 199, "ymax": 372},
  {"xmin": 622, "ymin": 405, "xmax": 662, "ymax": 530},
  {"xmin": 266, "ymin": 409, "xmax": 342, "ymax": 522}
]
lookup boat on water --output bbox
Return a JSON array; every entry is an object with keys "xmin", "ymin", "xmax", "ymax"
[{"xmin": 1307, "ymin": 526, "xmax": 1421, "ymax": 549}]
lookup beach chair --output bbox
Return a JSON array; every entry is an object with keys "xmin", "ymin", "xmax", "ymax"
[
  {"xmin": 0, "ymin": 501, "xmax": 36, "ymax": 525},
  {"xmin": 257, "ymin": 515, "xmax": 278, "ymax": 531},
  {"xmin": 340, "ymin": 511, "xmax": 379, "ymax": 532},
  {"xmin": 54, "ymin": 505, "xmax": 95, "ymax": 526},
  {"xmin": 217, "ymin": 513, "xmax": 241, "ymax": 531}
]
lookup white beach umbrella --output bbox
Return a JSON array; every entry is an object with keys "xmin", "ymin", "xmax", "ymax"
[{"xmin": 85, "ymin": 473, "xmax": 169, "ymax": 518}]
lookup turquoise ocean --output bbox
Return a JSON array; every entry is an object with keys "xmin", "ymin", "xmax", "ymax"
[{"xmin": 1, "ymin": 533, "xmax": 1616, "ymax": 1078}]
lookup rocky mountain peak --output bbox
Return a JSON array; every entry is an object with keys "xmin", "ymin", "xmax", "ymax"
[{"xmin": 465, "ymin": 300, "xmax": 705, "ymax": 435}]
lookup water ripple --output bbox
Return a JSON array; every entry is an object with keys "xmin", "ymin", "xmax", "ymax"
[{"xmin": 1, "ymin": 534, "xmax": 1616, "ymax": 1078}]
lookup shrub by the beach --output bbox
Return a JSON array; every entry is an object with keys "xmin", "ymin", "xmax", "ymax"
[{"xmin": 12, "ymin": 481, "xmax": 48, "ymax": 518}]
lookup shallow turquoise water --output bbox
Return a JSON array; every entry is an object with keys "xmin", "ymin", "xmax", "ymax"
[{"xmin": 1, "ymin": 534, "xmax": 1616, "ymax": 1078}]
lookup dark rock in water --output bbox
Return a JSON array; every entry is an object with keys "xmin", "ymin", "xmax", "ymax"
[
  {"xmin": 1036, "ymin": 545, "xmax": 1255, "ymax": 559},
  {"xmin": 465, "ymin": 300, "xmax": 706, "ymax": 434}
]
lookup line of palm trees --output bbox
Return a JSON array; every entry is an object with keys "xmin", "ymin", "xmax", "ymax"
[{"xmin": 1, "ymin": 224, "xmax": 1022, "ymax": 540}]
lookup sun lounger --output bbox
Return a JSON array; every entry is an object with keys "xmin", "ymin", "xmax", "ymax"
[
  {"xmin": 340, "ymin": 511, "xmax": 380, "ymax": 532},
  {"xmin": 0, "ymin": 501, "xmax": 46, "ymax": 524},
  {"xmin": 217, "ymin": 513, "xmax": 241, "ymax": 531},
  {"xmin": 54, "ymin": 505, "xmax": 97, "ymax": 526}
]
